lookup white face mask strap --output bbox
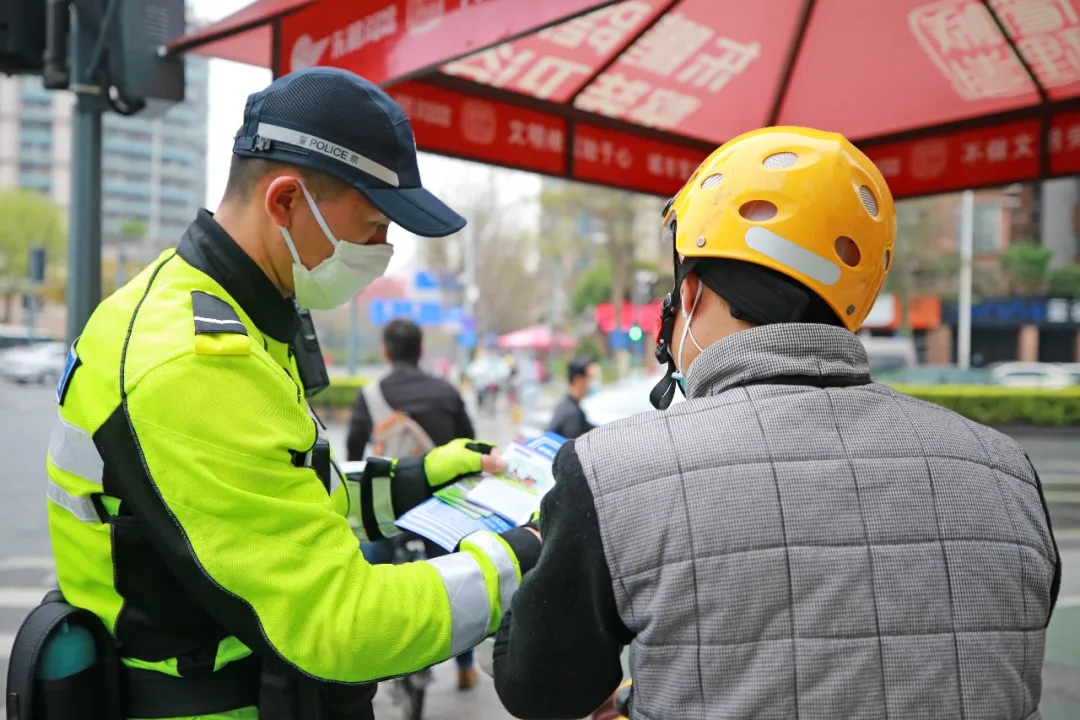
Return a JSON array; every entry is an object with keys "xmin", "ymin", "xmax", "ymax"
[
  {"xmin": 279, "ymin": 227, "xmax": 302, "ymax": 265},
  {"xmin": 676, "ymin": 282, "xmax": 705, "ymax": 377},
  {"xmin": 296, "ymin": 179, "xmax": 339, "ymax": 247}
]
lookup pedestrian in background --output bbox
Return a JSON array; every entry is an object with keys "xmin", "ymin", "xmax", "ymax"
[
  {"xmin": 346, "ymin": 317, "xmax": 483, "ymax": 690},
  {"xmin": 546, "ymin": 357, "xmax": 599, "ymax": 439}
]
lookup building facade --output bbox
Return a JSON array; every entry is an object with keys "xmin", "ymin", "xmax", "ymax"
[{"xmin": 0, "ymin": 55, "xmax": 209, "ymax": 246}]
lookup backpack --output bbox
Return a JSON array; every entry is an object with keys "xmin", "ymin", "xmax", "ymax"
[{"xmin": 361, "ymin": 377, "xmax": 436, "ymax": 458}]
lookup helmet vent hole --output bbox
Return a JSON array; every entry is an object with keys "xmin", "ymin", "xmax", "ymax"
[
  {"xmin": 884, "ymin": 249, "xmax": 891, "ymax": 270},
  {"xmin": 835, "ymin": 236, "xmax": 861, "ymax": 267},
  {"xmin": 739, "ymin": 200, "xmax": 777, "ymax": 221},
  {"xmin": 859, "ymin": 185, "xmax": 879, "ymax": 217},
  {"xmin": 763, "ymin": 152, "xmax": 798, "ymax": 169},
  {"xmin": 701, "ymin": 173, "xmax": 723, "ymax": 189}
]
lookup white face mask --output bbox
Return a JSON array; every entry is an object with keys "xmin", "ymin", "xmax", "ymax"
[
  {"xmin": 279, "ymin": 181, "xmax": 394, "ymax": 310},
  {"xmin": 673, "ymin": 282, "xmax": 704, "ymax": 390}
]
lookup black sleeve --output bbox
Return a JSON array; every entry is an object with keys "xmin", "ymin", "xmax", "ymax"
[
  {"xmin": 493, "ymin": 440, "xmax": 632, "ymax": 719},
  {"xmin": 454, "ymin": 393, "xmax": 475, "ymax": 440},
  {"xmin": 577, "ymin": 405, "xmax": 596, "ymax": 435},
  {"xmin": 346, "ymin": 391, "xmax": 372, "ymax": 462},
  {"xmin": 545, "ymin": 400, "xmax": 573, "ymax": 438},
  {"xmin": 355, "ymin": 456, "xmax": 432, "ymax": 541}
]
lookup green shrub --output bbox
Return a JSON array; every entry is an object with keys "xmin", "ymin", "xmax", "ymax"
[
  {"xmin": 310, "ymin": 376, "xmax": 371, "ymax": 408},
  {"xmin": 887, "ymin": 384, "xmax": 1080, "ymax": 427},
  {"xmin": 311, "ymin": 377, "xmax": 1080, "ymax": 427}
]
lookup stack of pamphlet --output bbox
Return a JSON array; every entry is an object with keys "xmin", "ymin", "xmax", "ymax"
[{"xmin": 395, "ymin": 432, "xmax": 566, "ymax": 551}]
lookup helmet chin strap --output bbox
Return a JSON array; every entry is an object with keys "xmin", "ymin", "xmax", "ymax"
[
  {"xmin": 651, "ymin": 203, "xmax": 683, "ymax": 411},
  {"xmin": 650, "ymin": 288, "xmax": 681, "ymax": 410}
]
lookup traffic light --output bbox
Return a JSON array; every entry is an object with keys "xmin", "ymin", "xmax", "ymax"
[
  {"xmin": 628, "ymin": 324, "xmax": 644, "ymax": 343},
  {"xmin": 0, "ymin": 0, "xmax": 46, "ymax": 74},
  {"xmin": 110, "ymin": 0, "xmax": 186, "ymax": 107}
]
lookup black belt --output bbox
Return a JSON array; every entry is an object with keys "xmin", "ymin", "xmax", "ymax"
[{"xmin": 125, "ymin": 653, "xmax": 260, "ymax": 718}]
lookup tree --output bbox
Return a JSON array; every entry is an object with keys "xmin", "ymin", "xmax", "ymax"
[
  {"xmin": 571, "ymin": 258, "xmax": 665, "ymax": 316},
  {"xmin": 0, "ymin": 189, "xmax": 66, "ymax": 323},
  {"xmin": 538, "ymin": 180, "xmax": 660, "ymax": 331},
  {"xmin": 1048, "ymin": 264, "xmax": 1080, "ymax": 298},
  {"xmin": 119, "ymin": 218, "xmax": 148, "ymax": 244},
  {"xmin": 886, "ymin": 198, "xmax": 962, "ymax": 331},
  {"xmin": 1000, "ymin": 240, "xmax": 1052, "ymax": 294},
  {"xmin": 418, "ymin": 165, "xmax": 542, "ymax": 335}
]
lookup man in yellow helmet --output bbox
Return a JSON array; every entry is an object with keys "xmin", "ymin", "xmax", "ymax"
[{"xmin": 491, "ymin": 127, "xmax": 1060, "ymax": 719}]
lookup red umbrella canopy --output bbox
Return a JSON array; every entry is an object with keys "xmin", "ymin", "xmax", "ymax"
[
  {"xmin": 497, "ymin": 326, "xmax": 577, "ymax": 350},
  {"xmin": 174, "ymin": 0, "xmax": 1080, "ymax": 199}
]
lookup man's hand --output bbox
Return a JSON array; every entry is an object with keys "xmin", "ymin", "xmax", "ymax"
[{"xmin": 422, "ymin": 438, "xmax": 507, "ymax": 487}]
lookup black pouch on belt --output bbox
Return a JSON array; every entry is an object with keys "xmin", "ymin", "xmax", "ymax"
[
  {"xmin": 6, "ymin": 590, "xmax": 123, "ymax": 720},
  {"xmin": 259, "ymin": 657, "xmax": 377, "ymax": 720}
]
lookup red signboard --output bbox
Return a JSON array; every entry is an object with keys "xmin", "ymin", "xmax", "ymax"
[
  {"xmin": 386, "ymin": 81, "xmax": 568, "ymax": 174},
  {"xmin": 572, "ymin": 0, "xmax": 805, "ymax": 144},
  {"xmin": 279, "ymin": 0, "xmax": 617, "ymax": 83},
  {"xmin": 595, "ymin": 300, "xmax": 663, "ymax": 333},
  {"xmin": 573, "ymin": 123, "xmax": 707, "ymax": 196},
  {"xmin": 1050, "ymin": 109, "xmax": 1080, "ymax": 175},
  {"xmin": 861, "ymin": 119, "xmax": 1041, "ymax": 198},
  {"xmin": 440, "ymin": 0, "xmax": 666, "ymax": 103}
]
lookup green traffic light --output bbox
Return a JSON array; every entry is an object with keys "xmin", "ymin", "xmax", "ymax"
[{"xmin": 628, "ymin": 325, "xmax": 643, "ymax": 342}]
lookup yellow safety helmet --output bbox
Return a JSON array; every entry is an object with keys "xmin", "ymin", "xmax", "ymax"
[{"xmin": 664, "ymin": 126, "xmax": 896, "ymax": 331}]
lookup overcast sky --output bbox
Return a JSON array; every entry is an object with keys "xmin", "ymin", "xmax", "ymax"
[{"xmin": 189, "ymin": 0, "xmax": 541, "ymax": 276}]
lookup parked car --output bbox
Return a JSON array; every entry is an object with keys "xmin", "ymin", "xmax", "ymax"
[
  {"xmin": 518, "ymin": 373, "xmax": 685, "ymax": 439},
  {"xmin": 858, "ymin": 335, "xmax": 917, "ymax": 372},
  {"xmin": 0, "ymin": 342, "xmax": 68, "ymax": 385},
  {"xmin": 875, "ymin": 365, "xmax": 994, "ymax": 385},
  {"xmin": 1057, "ymin": 363, "xmax": 1080, "ymax": 384},
  {"xmin": 989, "ymin": 362, "xmax": 1076, "ymax": 390}
]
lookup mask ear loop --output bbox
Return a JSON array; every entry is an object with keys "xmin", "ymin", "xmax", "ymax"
[{"xmin": 295, "ymin": 180, "xmax": 340, "ymax": 247}]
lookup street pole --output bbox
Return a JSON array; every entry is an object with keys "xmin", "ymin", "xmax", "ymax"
[
  {"xmin": 116, "ymin": 249, "xmax": 126, "ymax": 289},
  {"xmin": 65, "ymin": 2, "xmax": 105, "ymax": 345},
  {"xmin": 957, "ymin": 189, "xmax": 974, "ymax": 370},
  {"xmin": 463, "ymin": 222, "xmax": 479, "ymax": 358},
  {"xmin": 26, "ymin": 280, "xmax": 38, "ymax": 342}
]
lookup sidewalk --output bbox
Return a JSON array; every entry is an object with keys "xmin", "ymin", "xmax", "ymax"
[{"xmin": 371, "ymin": 662, "xmax": 514, "ymax": 720}]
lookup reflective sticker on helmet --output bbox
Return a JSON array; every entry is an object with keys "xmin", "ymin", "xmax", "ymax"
[{"xmin": 744, "ymin": 226, "xmax": 842, "ymax": 287}]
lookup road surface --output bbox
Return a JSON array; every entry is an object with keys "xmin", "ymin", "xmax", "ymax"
[{"xmin": 2, "ymin": 380, "xmax": 1079, "ymax": 718}]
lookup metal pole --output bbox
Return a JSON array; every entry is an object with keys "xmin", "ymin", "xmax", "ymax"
[
  {"xmin": 347, "ymin": 293, "xmax": 359, "ymax": 376},
  {"xmin": 957, "ymin": 189, "xmax": 974, "ymax": 370},
  {"xmin": 463, "ymin": 223, "xmax": 478, "ymax": 335},
  {"xmin": 116, "ymin": 250, "xmax": 126, "ymax": 289},
  {"xmin": 26, "ymin": 281, "xmax": 38, "ymax": 341},
  {"xmin": 65, "ymin": 2, "xmax": 105, "ymax": 345}
]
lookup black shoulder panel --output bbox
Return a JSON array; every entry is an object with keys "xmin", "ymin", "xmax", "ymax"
[{"xmin": 191, "ymin": 291, "xmax": 247, "ymax": 336}]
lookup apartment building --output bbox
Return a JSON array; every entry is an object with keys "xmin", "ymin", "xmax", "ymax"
[{"xmin": 0, "ymin": 55, "xmax": 209, "ymax": 246}]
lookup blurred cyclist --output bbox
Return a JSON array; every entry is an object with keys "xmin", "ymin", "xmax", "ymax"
[{"xmin": 492, "ymin": 127, "xmax": 1060, "ymax": 719}]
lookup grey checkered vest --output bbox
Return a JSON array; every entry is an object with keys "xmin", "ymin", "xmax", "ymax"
[{"xmin": 576, "ymin": 324, "xmax": 1058, "ymax": 720}]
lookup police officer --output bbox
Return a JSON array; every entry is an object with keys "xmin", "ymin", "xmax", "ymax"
[
  {"xmin": 43, "ymin": 68, "xmax": 540, "ymax": 719},
  {"xmin": 492, "ymin": 128, "xmax": 1060, "ymax": 719}
]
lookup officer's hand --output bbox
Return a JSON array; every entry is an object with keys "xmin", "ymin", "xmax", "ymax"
[
  {"xmin": 524, "ymin": 508, "xmax": 541, "ymax": 541},
  {"xmin": 423, "ymin": 438, "xmax": 507, "ymax": 487}
]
